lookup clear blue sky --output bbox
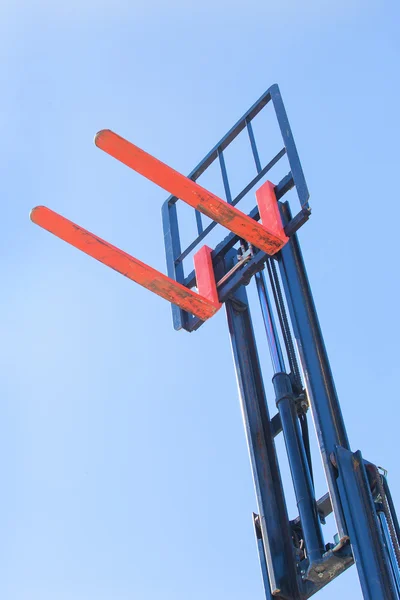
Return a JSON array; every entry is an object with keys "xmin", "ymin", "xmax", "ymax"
[{"xmin": 2, "ymin": 1, "xmax": 400, "ymax": 598}]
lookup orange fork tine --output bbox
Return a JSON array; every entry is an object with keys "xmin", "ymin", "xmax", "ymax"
[
  {"xmin": 95, "ymin": 129, "xmax": 288, "ymax": 256},
  {"xmin": 30, "ymin": 206, "xmax": 220, "ymax": 321}
]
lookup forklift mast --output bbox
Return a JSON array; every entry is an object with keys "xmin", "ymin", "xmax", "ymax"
[{"xmin": 31, "ymin": 85, "xmax": 400, "ymax": 599}]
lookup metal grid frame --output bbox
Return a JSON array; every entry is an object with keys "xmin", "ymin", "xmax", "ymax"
[{"xmin": 162, "ymin": 84, "xmax": 311, "ymax": 332}]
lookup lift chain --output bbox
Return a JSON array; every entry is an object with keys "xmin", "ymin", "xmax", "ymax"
[
  {"xmin": 299, "ymin": 411, "xmax": 314, "ymax": 487},
  {"xmin": 374, "ymin": 467, "xmax": 400, "ymax": 569},
  {"xmin": 267, "ymin": 258, "xmax": 302, "ymax": 392}
]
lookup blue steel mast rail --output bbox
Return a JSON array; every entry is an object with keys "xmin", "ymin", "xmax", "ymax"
[{"xmin": 30, "ymin": 84, "xmax": 400, "ymax": 600}]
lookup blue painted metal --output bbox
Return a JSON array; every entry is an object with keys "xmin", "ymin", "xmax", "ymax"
[
  {"xmin": 159, "ymin": 85, "xmax": 400, "ymax": 599},
  {"xmin": 378, "ymin": 512, "xmax": 400, "ymax": 594},
  {"xmin": 29, "ymin": 72, "xmax": 400, "ymax": 599},
  {"xmin": 246, "ymin": 118, "xmax": 262, "ymax": 173},
  {"xmin": 273, "ymin": 371, "xmax": 325, "ymax": 567},
  {"xmin": 377, "ymin": 474, "xmax": 400, "ymax": 594},
  {"xmin": 218, "ymin": 148, "xmax": 232, "ymax": 204},
  {"xmin": 195, "ymin": 208, "xmax": 203, "ymax": 235},
  {"xmin": 253, "ymin": 513, "xmax": 275, "ymax": 600},
  {"xmin": 277, "ymin": 201, "xmax": 349, "ymax": 541},
  {"xmin": 162, "ymin": 84, "xmax": 310, "ymax": 332},
  {"xmin": 227, "ymin": 250, "xmax": 355, "ymax": 599},
  {"xmin": 269, "ymin": 86, "xmax": 309, "ymax": 211},
  {"xmin": 225, "ymin": 249, "xmax": 299, "ymax": 598},
  {"xmin": 383, "ymin": 476, "xmax": 400, "ymax": 547},
  {"xmin": 255, "ymin": 271, "xmax": 285, "ymax": 373},
  {"xmin": 255, "ymin": 272, "xmax": 325, "ymax": 568},
  {"xmin": 161, "ymin": 201, "xmax": 187, "ymax": 330},
  {"xmin": 335, "ymin": 447, "xmax": 399, "ymax": 599}
]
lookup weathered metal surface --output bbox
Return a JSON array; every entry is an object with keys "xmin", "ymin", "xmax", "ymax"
[
  {"xmin": 225, "ymin": 251, "xmax": 299, "ymax": 599},
  {"xmin": 95, "ymin": 129, "xmax": 288, "ymax": 256},
  {"xmin": 256, "ymin": 180, "xmax": 288, "ymax": 246},
  {"xmin": 193, "ymin": 245, "xmax": 221, "ymax": 309},
  {"xmin": 30, "ymin": 206, "xmax": 219, "ymax": 320},
  {"xmin": 335, "ymin": 447, "xmax": 399, "ymax": 599},
  {"xmin": 278, "ymin": 201, "xmax": 349, "ymax": 541},
  {"xmin": 273, "ymin": 372, "xmax": 324, "ymax": 566}
]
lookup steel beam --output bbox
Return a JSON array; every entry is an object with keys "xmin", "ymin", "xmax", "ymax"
[
  {"xmin": 278, "ymin": 202, "xmax": 349, "ymax": 540},
  {"xmin": 225, "ymin": 251, "xmax": 299, "ymax": 599},
  {"xmin": 335, "ymin": 447, "xmax": 399, "ymax": 599}
]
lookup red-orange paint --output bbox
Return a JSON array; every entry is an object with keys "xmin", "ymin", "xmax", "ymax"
[
  {"xmin": 95, "ymin": 130, "xmax": 288, "ymax": 256},
  {"xmin": 193, "ymin": 245, "xmax": 221, "ymax": 310},
  {"xmin": 30, "ymin": 206, "xmax": 219, "ymax": 321},
  {"xmin": 255, "ymin": 180, "xmax": 288, "ymax": 246}
]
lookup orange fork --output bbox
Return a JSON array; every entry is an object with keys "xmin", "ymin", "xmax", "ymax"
[
  {"xmin": 95, "ymin": 130, "xmax": 288, "ymax": 255},
  {"xmin": 30, "ymin": 206, "xmax": 221, "ymax": 321}
]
